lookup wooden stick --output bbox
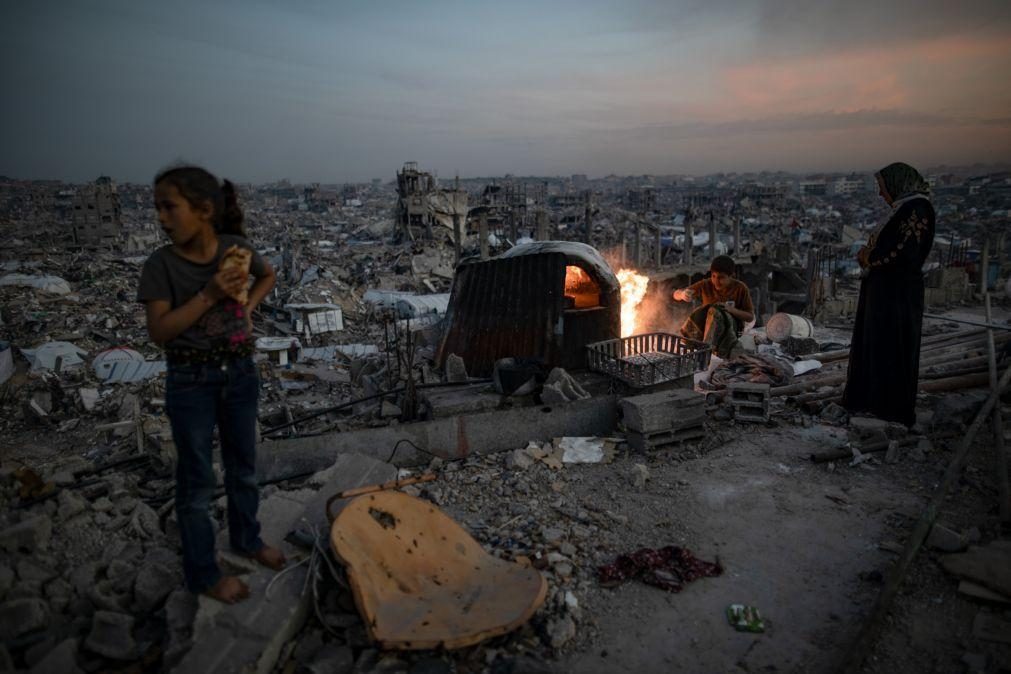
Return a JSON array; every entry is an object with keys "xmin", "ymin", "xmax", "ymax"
[
  {"xmin": 841, "ymin": 360, "xmax": 1011, "ymax": 673},
  {"xmin": 984, "ymin": 292, "xmax": 1011, "ymax": 524}
]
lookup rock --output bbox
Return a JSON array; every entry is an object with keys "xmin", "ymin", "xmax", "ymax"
[
  {"xmin": 6, "ymin": 581, "xmax": 43, "ymax": 600},
  {"xmin": 91, "ymin": 497, "xmax": 114, "ymax": 513},
  {"xmin": 29, "ymin": 637, "xmax": 82, "ymax": 674},
  {"xmin": 380, "ymin": 400, "xmax": 402, "ymax": 418},
  {"xmin": 58, "ymin": 490, "xmax": 88, "ymax": 520},
  {"xmin": 0, "ymin": 515, "xmax": 53, "ymax": 553},
  {"xmin": 0, "ymin": 598, "xmax": 50, "ymax": 640},
  {"xmin": 409, "ymin": 656, "xmax": 454, "ymax": 674},
  {"xmin": 0, "ymin": 565, "xmax": 13, "ymax": 599},
  {"xmin": 540, "ymin": 527, "xmax": 564, "ymax": 545},
  {"xmin": 306, "ymin": 643, "xmax": 354, "ymax": 674},
  {"xmin": 24, "ymin": 634, "xmax": 56, "ymax": 669},
  {"xmin": 961, "ymin": 652, "xmax": 987, "ymax": 673},
  {"xmin": 133, "ymin": 562, "xmax": 178, "ymax": 613},
  {"xmin": 933, "ymin": 391, "xmax": 987, "ymax": 431},
  {"xmin": 69, "ymin": 562, "xmax": 100, "ymax": 598},
  {"xmin": 294, "ymin": 629, "xmax": 325, "ymax": 664},
  {"xmin": 16, "ymin": 558, "xmax": 57, "ymax": 584},
  {"xmin": 50, "ymin": 471, "xmax": 75, "ymax": 487},
  {"xmin": 927, "ymin": 522, "xmax": 968, "ymax": 553},
  {"xmin": 164, "ymin": 588, "xmax": 197, "ymax": 632},
  {"xmin": 505, "ymin": 449, "xmax": 535, "ymax": 470},
  {"xmin": 44, "ymin": 578, "xmax": 72, "ymax": 614},
  {"xmin": 884, "ymin": 440, "xmax": 899, "ymax": 464},
  {"xmin": 713, "ymin": 407, "xmax": 732, "ymax": 422},
  {"xmin": 630, "ymin": 463, "xmax": 650, "ymax": 489},
  {"xmin": 130, "ymin": 502, "xmax": 161, "ymax": 539},
  {"xmin": 85, "ymin": 611, "xmax": 136, "ymax": 660},
  {"xmin": 559, "ymin": 542, "xmax": 577, "ymax": 557},
  {"xmin": 819, "ymin": 402, "xmax": 848, "ymax": 424},
  {"xmin": 849, "ymin": 416, "xmax": 889, "ymax": 434},
  {"xmin": 546, "ymin": 615, "xmax": 576, "ymax": 648},
  {"xmin": 553, "ymin": 562, "xmax": 573, "ymax": 580},
  {"xmin": 444, "ymin": 354, "xmax": 468, "ymax": 383},
  {"xmin": 106, "ymin": 560, "xmax": 137, "ymax": 594}
]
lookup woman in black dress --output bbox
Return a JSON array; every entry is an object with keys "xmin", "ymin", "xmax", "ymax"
[{"xmin": 842, "ymin": 162, "xmax": 935, "ymax": 427}]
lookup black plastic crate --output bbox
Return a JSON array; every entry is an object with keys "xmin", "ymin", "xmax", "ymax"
[{"xmin": 585, "ymin": 332, "xmax": 712, "ymax": 388}]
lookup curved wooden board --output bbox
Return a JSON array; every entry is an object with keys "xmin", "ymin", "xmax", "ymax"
[{"xmin": 330, "ymin": 491, "xmax": 547, "ymax": 650}]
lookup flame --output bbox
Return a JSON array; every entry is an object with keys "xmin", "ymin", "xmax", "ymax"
[
  {"xmin": 564, "ymin": 265, "xmax": 592, "ymax": 293},
  {"xmin": 616, "ymin": 268, "xmax": 648, "ymax": 337}
]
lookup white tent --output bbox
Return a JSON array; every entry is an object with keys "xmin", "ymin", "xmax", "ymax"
[
  {"xmin": 0, "ymin": 274, "xmax": 72, "ymax": 295},
  {"xmin": 21, "ymin": 341, "xmax": 88, "ymax": 372}
]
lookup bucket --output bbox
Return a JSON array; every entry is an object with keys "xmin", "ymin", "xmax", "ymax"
[{"xmin": 766, "ymin": 313, "xmax": 814, "ymax": 343}]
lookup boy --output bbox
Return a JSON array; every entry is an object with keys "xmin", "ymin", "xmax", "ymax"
[{"xmin": 672, "ymin": 255, "xmax": 754, "ymax": 358}]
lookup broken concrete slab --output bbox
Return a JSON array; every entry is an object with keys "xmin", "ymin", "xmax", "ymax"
[
  {"xmin": 257, "ymin": 394, "xmax": 620, "ymax": 482},
  {"xmin": 0, "ymin": 598, "xmax": 49, "ymax": 641},
  {"xmin": 0, "ymin": 516, "xmax": 52, "ymax": 553},
  {"xmin": 85, "ymin": 611, "xmax": 137, "ymax": 660},
  {"xmin": 177, "ymin": 452, "xmax": 397, "ymax": 674}
]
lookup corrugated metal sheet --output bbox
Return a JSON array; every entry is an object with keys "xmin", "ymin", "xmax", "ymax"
[{"xmin": 437, "ymin": 253, "xmax": 567, "ymax": 377}]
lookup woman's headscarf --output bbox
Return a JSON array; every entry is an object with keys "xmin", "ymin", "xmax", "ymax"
[{"xmin": 876, "ymin": 162, "xmax": 929, "ymax": 202}]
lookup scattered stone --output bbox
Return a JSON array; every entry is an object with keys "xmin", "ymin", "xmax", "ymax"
[
  {"xmin": 713, "ymin": 407, "xmax": 732, "ymax": 422},
  {"xmin": 91, "ymin": 496, "xmax": 114, "ymax": 513},
  {"xmin": 85, "ymin": 611, "xmax": 136, "ymax": 660},
  {"xmin": 546, "ymin": 614, "xmax": 576, "ymax": 648},
  {"xmin": 0, "ymin": 515, "xmax": 53, "ymax": 553},
  {"xmin": 505, "ymin": 448, "xmax": 535, "ymax": 470},
  {"xmin": 630, "ymin": 463, "xmax": 650, "ymax": 489},
  {"xmin": 927, "ymin": 523, "xmax": 968, "ymax": 553},
  {"xmin": 540, "ymin": 527, "xmax": 564, "ymax": 545},
  {"xmin": 559, "ymin": 542, "xmax": 576, "ymax": 557},
  {"xmin": 0, "ymin": 565, "xmax": 13, "ymax": 598},
  {"xmin": 0, "ymin": 598, "xmax": 50, "ymax": 640},
  {"xmin": 23, "ymin": 634, "xmax": 56, "ymax": 669},
  {"xmin": 16, "ymin": 558, "xmax": 57, "ymax": 584},
  {"xmin": 130, "ymin": 502, "xmax": 161, "ymax": 539},
  {"xmin": 819, "ymin": 402, "xmax": 848, "ymax": 424},
  {"xmin": 553, "ymin": 562, "xmax": 573, "ymax": 580},
  {"xmin": 29, "ymin": 637, "xmax": 82, "ymax": 674},
  {"xmin": 849, "ymin": 416, "xmax": 889, "ymax": 434},
  {"xmin": 306, "ymin": 643, "xmax": 354, "ymax": 674},
  {"xmin": 445, "ymin": 354, "xmax": 468, "ymax": 383},
  {"xmin": 58, "ymin": 489, "xmax": 88, "ymax": 519},
  {"xmin": 133, "ymin": 562, "xmax": 178, "ymax": 612},
  {"xmin": 884, "ymin": 440, "xmax": 899, "ymax": 464},
  {"xmin": 381, "ymin": 400, "xmax": 402, "ymax": 418}
]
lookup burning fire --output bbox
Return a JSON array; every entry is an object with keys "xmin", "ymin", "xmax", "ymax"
[{"xmin": 617, "ymin": 268, "xmax": 648, "ymax": 337}]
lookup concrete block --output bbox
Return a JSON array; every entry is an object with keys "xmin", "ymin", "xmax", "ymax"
[
  {"xmin": 0, "ymin": 516, "xmax": 52, "ymax": 553},
  {"xmin": 627, "ymin": 425, "xmax": 705, "ymax": 452},
  {"xmin": 620, "ymin": 389, "xmax": 704, "ymax": 433}
]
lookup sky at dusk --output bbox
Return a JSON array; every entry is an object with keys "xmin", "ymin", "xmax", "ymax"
[{"xmin": 2, "ymin": 0, "xmax": 1010, "ymax": 183}]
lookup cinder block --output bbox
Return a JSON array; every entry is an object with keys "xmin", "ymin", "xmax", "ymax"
[
  {"xmin": 620, "ymin": 390, "xmax": 704, "ymax": 434},
  {"xmin": 627, "ymin": 424, "xmax": 705, "ymax": 451}
]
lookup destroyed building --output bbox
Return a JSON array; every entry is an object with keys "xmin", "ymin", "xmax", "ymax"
[{"xmin": 71, "ymin": 176, "xmax": 122, "ymax": 247}]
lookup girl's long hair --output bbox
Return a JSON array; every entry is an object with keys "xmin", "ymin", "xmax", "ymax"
[{"xmin": 154, "ymin": 165, "xmax": 246, "ymax": 237}]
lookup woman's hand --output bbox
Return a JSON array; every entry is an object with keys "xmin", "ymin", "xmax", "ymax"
[
  {"xmin": 673, "ymin": 288, "xmax": 695, "ymax": 302},
  {"xmin": 204, "ymin": 268, "xmax": 246, "ymax": 302}
]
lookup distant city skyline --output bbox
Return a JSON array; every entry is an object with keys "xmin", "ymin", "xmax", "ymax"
[{"xmin": 2, "ymin": 1, "xmax": 1010, "ymax": 184}]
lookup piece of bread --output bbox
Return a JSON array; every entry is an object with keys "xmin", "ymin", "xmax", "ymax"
[{"xmin": 219, "ymin": 244, "xmax": 252, "ymax": 304}]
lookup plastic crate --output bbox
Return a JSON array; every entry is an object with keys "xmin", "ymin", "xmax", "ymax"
[{"xmin": 585, "ymin": 332, "xmax": 712, "ymax": 388}]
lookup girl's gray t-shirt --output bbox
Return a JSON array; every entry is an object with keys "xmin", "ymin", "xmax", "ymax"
[{"xmin": 137, "ymin": 234, "xmax": 267, "ymax": 352}]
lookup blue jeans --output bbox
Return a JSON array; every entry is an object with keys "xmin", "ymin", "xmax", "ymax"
[{"xmin": 166, "ymin": 357, "xmax": 264, "ymax": 593}]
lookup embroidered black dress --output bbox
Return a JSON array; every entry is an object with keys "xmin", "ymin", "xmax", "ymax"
[{"xmin": 842, "ymin": 197, "xmax": 935, "ymax": 426}]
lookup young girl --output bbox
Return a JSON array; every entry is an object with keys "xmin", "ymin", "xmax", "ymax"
[{"xmin": 138, "ymin": 165, "xmax": 285, "ymax": 603}]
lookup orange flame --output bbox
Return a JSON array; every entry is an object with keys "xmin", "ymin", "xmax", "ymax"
[{"xmin": 616, "ymin": 268, "xmax": 648, "ymax": 337}]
